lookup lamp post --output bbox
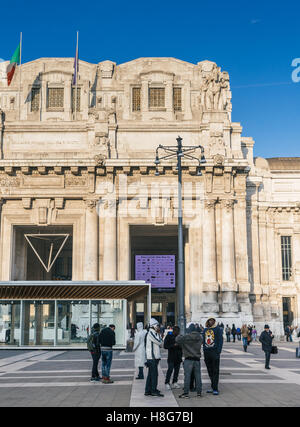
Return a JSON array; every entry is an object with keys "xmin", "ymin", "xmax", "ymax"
[{"xmin": 154, "ymin": 136, "xmax": 206, "ymax": 334}]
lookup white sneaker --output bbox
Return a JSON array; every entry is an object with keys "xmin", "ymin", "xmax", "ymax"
[
  {"xmin": 172, "ymin": 383, "xmax": 181, "ymax": 389},
  {"xmin": 165, "ymin": 383, "xmax": 172, "ymax": 390}
]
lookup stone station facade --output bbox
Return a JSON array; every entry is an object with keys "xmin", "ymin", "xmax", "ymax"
[{"xmin": 0, "ymin": 56, "xmax": 299, "ymax": 340}]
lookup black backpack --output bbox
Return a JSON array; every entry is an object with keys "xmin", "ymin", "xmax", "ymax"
[{"xmin": 87, "ymin": 332, "xmax": 95, "ymax": 352}]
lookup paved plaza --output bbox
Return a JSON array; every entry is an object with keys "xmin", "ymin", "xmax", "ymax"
[{"xmin": 0, "ymin": 341, "xmax": 299, "ymax": 407}]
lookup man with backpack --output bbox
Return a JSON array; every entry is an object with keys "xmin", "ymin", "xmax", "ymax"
[{"xmin": 87, "ymin": 323, "xmax": 101, "ymax": 382}]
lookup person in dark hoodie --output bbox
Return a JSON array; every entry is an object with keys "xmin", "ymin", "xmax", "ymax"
[
  {"xmin": 164, "ymin": 325, "xmax": 182, "ymax": 390},
  {"xmin": 175, "ymin": 323, "xmax": 203, "ymax": 399},
  {"xmin": 203, "ymin": 318, "xmax": 223, "ymax": 395}
]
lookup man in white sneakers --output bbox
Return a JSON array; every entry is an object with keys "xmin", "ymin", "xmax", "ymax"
[{"xmin": 144, "ymin": 318, "xmax": 164, "ymax": 397}]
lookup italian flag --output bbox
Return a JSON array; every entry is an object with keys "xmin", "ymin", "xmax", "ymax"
[{"xmin": 7, "ymin": 44, "xmax": 21, "ymax": 86}]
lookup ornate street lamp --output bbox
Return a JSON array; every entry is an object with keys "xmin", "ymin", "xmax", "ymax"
[{"xmin": 154, "ymin": 136, "xmax": 206, "ymax": 333}]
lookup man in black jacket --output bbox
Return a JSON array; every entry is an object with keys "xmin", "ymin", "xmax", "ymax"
[
  {"xmin": 90, "ymin": 323, "xmax": 101, "ymax": 382},
  {"xmin": 99, "ymin": 324, "xmax": 116, "ymax": 383},
  {"xmin": 259, "ymin": 325, "xmax": 274, "ymax": 369},
  {"xmin": 164, "ymin": 326, "xmax": 182, "ymax": 390}
]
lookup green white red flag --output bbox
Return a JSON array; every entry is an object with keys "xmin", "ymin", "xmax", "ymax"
[{"xmin": 7, "ymin": 44, "xmax": 21, "ymax": 86}]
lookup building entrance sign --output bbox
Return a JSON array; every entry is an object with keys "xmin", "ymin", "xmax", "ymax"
[
  {"xmin": 135, "ymin": 255, "xmax": 175, "ymax": 288},
  {"xmin": 24, "ymin": 234, "xmax": 70, "ymax": 273}
]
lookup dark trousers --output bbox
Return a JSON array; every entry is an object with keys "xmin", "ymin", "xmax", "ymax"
[
  {"xmin": 232, "ymin": 334, "xmax": 236, "ymax": 343},
  {"xmin": 165, "ymin": 361, "xmax": 181, "ymax": 384},
  {"xmin": 91, "ymin": 352, "xmax": 101, "ymax": 378},
  {"xmin": 183, "ymin": 359, "xmax": 202, "ymax": 395},
  {"xmin": 226, "ymin": 334, "xmax": 231, "ymax": 342},
  {"xmin": 204, "ymin": 351, "xmax": 220, "ymax": 392},
  {"xmin": 145, "ymin": 359, "xmax": 159, "ymax": 394},
  {"xmin": 264, "ymin": 351, "xmax": 271, "ymax": 368},
  {"xmin": 137, "ymin": 366, "xmax": 144, "ymax": 379}
]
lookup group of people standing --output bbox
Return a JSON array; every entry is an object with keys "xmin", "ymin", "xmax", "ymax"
[
  {"xmin": 133, "ymin": 317, "xmax": 223, "ymax": 398},
  {"xmin": 87, "ymin": 319, "xmax": 284, "ymax": 390},
  {"xmin": 224, "ymin": 324, "xmax": 257, "ymax": 344}
]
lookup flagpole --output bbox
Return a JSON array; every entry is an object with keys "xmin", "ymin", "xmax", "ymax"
[
  {"xmin": 19, "ymin": 32, "xmax": 22, "ymax": 120},
  {"xmin": 75, "ymin": 31, "xmax": 79, "ymax": 121}
]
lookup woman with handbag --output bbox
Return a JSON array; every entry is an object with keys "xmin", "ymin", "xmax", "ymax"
[{"xmin": 259, "ymin": 325, "xmax": 274, "ymax": 369}]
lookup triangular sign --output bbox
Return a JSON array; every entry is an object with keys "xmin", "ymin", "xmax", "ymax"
[{"xmin": 24, "ymin": 234, "xmax": 70, "ymax": 273}]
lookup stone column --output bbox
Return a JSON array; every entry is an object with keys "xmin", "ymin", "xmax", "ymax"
[
  {"xmin": 202, "ymin": 199, "xmax": 219, "ymax": 314},
  {"xmin": 102, "ymin": 199, "xmax": 117, "ymax": 280},
  {"xmin": 220, "ymin": 199, "xmax": 238, "ymax": 313},
  {"xmin": 84, "ymin": 198, "xmax": 99, "ymax": 280}
]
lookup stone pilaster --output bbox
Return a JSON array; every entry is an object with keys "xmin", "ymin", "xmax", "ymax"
[
  {"xmin": 220, "ymin": 199, "xmax": 238, "ymax": 313},
  {"xmin": 293, "ymin": 208, "xmax": 300, "ymax": 327},
  {"xmin": 141, "ymin": 79, "xmax": 148, "ymax": 112},
  {"xmin": 234, "ymin": 198, "xmax": 252, "ymax": 316},
  {"xmin": 258, "ymin": 206, "xmax": 269, "ymax": 288},
  {"xmin": 102, "ymin": 199, "xmax": 117, "ymax": 280},
  {"xmin": 165, "ymin": 81, "xmax": 173, "ymax": 113},
  {"xmin": 84, "ymin": 198, "xmax": 99, "ymax": 280},
  {"xmin": 65, "ymin": 79, "xmax": 72, "ymax": 120},
  {"xmin": 202, "ymin": 199, "xmax": 219, "ymax": 314}
]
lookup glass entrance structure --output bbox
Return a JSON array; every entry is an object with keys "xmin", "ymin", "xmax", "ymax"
[{"xmin": 0, "ymin": 281, "xmax": 150, "ymax": 348}]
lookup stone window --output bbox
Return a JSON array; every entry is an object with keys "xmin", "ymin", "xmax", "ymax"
[
  {"xmin": 31, "ymin": 87, "xmax": 40, "ymax": 112},
  {"xmin": 47, "ymin": 87, "xmax": 64, "ymax": 111},
  {"xmin": 149, "ymin": 87, "xmax": 165, "ymax": 109},
  {"xmin": 281, "ymin": 236, "xmax": 292, "ymax": 281},
  {"xmin": 173, "ymin": 87, "xmax": 182, "ymax": 111},
  {"xmin": 132, "ymin": 87, "xmax": 141, "ymax": 111},
  {"xmin": 72, "ymin": 87, "xmax": 81, "ymax": 111}
]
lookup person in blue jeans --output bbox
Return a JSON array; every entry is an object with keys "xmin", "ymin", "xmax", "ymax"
[{"xmin": 99, "ymin": 324, "xmax": 116, "ymax": 384}]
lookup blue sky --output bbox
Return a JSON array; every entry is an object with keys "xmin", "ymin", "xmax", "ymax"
[{"xmin": 1, "ymin": 0, "xmax": 299, "ymax": 158}]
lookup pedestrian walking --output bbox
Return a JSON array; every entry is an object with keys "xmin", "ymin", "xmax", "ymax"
[
  {"xmin": 164, "ymin": 325, "xmax": 182, "ymax": 390},
  {"xmin": 236, "ymin": 327, "xmax": 241, "ymax": 341},
  {"xmin": 241, "ymin": 324, "xmax": 249, "ymax": 352},
  {"xmin": 99, "ymin": 324, "xmax": 116, "ymax": 383},
  {"xmin": 225, "ymin": 325, "xmax": 231, "ymax": 342},
  {"xmin": 132, "ymin": 322, "xmax": 147, "ymax": 379},
  {"xmin": 247, "ymin": 325, "xmax": 253, "ymax": 345},
  {"xmin": 87, "ymin": 323, "xmax": 101, "ymax": 382},
  {"xmin": 231, "ymin": 324, "xmax": 237, "ymax": 343},
  {"xmin": 176, "ymin": 323, "xmax": 203, "ymax": 399},
  {"xmin": 144, "ymin": 318, "xmax": 164, "ymax": 397},
  {"xmin": 203, "ymin": 318, "xmax": 223, "ymax": 396},
  {"xmin": 252, "ymin": 326, "xmax": 257, "ymax": 342},
  {"xmin": 259, "ymin": 324, "xmax": 274, "ymax": 369}
]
